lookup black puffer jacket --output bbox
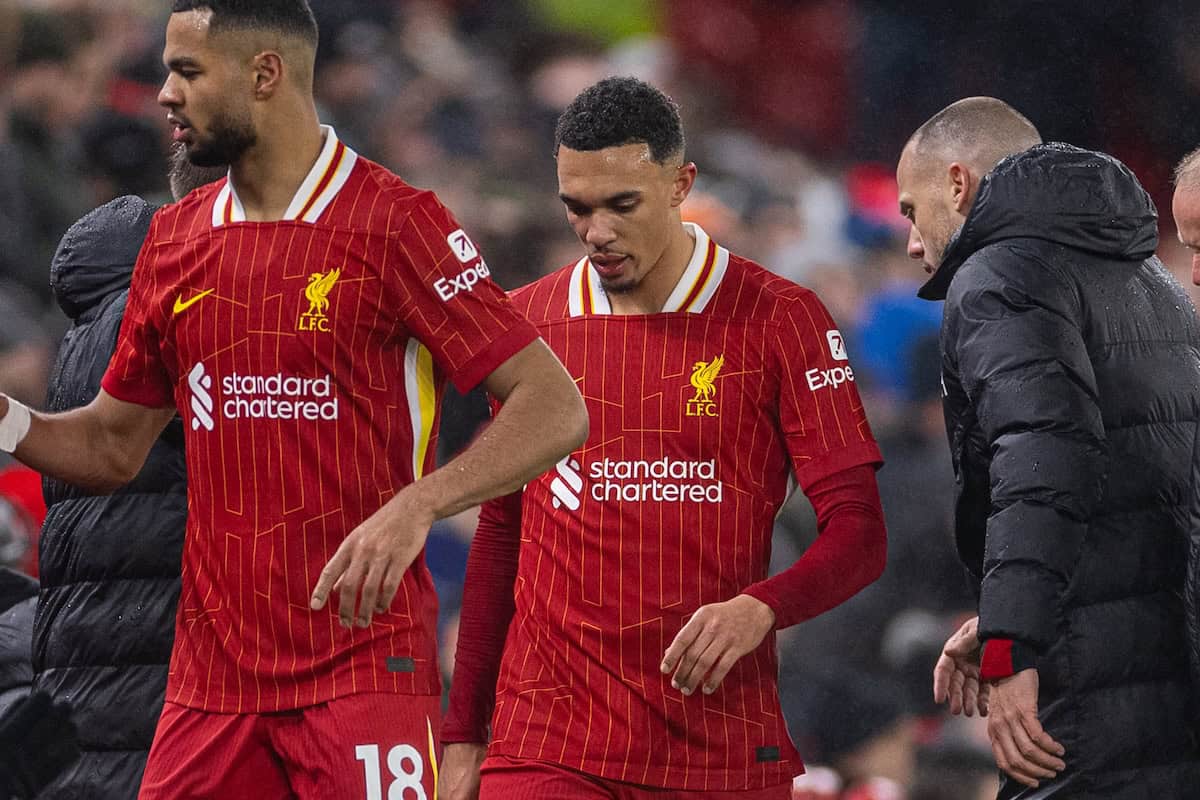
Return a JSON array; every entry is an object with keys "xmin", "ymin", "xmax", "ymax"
[
  {"xmin": 32, "ymin": 196, "xmax": 187, "ymax": 800},
  {"xmin": 0, "ymin": 567, "xmax": 36, "ymax": 718},
  {"xmin": 925, "ymin": 144, "xmax": 1200, "ymax": 798}
]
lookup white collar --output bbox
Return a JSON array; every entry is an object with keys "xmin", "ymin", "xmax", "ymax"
[
  {"xmin": 212, "ymin": 125, "xmax": 358, "ymax": 227},
  {"xmin": 567, "ymin": 222, "xmax": 729, "ymax": 316}
]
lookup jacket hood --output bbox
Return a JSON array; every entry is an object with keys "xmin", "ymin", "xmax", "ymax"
[
  {"xmin": 919, "ymin": 143, "xmax": 1158, "ymax": 301},
  {"xmin": 50, "ymin": 195, "xmax": 156, "ymax": 320}
]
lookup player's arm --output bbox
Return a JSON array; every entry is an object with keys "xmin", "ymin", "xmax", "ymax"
[
  {"xmin": 310, "ymin": 195, "xmax": 587, "ymax": 628},
  {"xmin": 663, "ymin": 465, "xmax": 886, "ymax": 695},
  {"xmin": 438, "ymin": 489, "xmax": 523, "ymax": 800},
  {"xmin": 311, "ymin": 340, "xmax": 586, "ymax": 627},
  {"xmin": 0, "ymin": 391, "xmax": 174, "ymax": 493}
]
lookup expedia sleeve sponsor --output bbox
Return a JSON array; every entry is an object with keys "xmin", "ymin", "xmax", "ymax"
[{"xmin": 434, "ymin": 259, "xmax": 492, "ymax": 303}]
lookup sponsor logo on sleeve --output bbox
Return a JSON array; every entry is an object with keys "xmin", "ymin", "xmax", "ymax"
[
  {"xmin": 434, "ymin": 260, "xmax": 492, "ymax": 302},
  {"xmin": 447, "ymin": 229, "xmax": 479, "ymax": 263},
  {"xmin": 826, "ymin": 329, "xmax": 848, "ymax": 361}
]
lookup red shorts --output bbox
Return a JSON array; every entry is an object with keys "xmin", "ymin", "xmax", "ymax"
[
  {"xmin": 479, "ymin": 755, "xmax": 792, "ymax": 800},
  {"xmin": 139, "ymin": 694, "xmax": 441, "ymax": 800}
]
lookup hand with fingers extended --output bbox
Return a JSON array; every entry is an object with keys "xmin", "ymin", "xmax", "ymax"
[
  {"xmin": 660, "ymin": 594, "xmax": 775, "ymax": 697},
  {"xmin": 986, "ymin": 668, "xmax": 1066, "ymax": 788},
  {"xmin": 309, "ymin": 491, "xmax": 435, "ymax": 628},
  {"xmin": 933, "ymin": 615, "xmax": 990, "ymax": 717},
  {"xmin": 438, "ymin": 742, "xmax": 487, "ymax": 800}
]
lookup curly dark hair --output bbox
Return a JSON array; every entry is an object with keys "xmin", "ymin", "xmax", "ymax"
[
  {"xmin": 171, "ymin": 0, "xmax": 318, "ymax": 45},
  {"xmin": 555, "ymin": 76, "xmax": 684, "ymax": 164}
]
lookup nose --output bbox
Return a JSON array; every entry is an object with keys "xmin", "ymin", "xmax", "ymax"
[
  {"xmin": 159, "ymin": 74, "xmax": 181, "ymax": 109},
  {"xmin": 907, "ymin": 226, "xmax": 924, "ymax": 260},
  {"xmin": 584, "ymin": 214, "xmax": 617, "ymax": 251}
]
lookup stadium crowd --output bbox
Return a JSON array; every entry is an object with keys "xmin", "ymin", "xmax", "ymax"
[{"xmin": 2, "ymin": 1, "xmax": 1200, "ymax": 798}]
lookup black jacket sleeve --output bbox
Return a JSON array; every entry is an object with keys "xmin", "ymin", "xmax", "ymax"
[
  {"xmin": 1188, "ymin": 421, "xmax": 1200, "ymax": 689},
  {"xmin": 945, "ymin": 243, "xmax": 1107, "ymax": 651}
]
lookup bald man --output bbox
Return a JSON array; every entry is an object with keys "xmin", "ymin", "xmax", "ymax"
[
  {"xmin": 897, "ymin": 97, "xmax": 1200, "ymax": 799},
  {"xmin": 1174, "ymin": 148, "xmax": 1200, "ymax": 286}
]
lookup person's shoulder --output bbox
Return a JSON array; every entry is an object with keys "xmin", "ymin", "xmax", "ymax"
[
  {"xmin": 352, "ymin": 157, "xmax": 448, "ymax": 229},
  {"xmin": 717, "ymin": 251, "xmax": 825, "ymax": 316},
  {"xmin": 949, "ymin": 239, "xmax": 1069, "ymax": 307}
]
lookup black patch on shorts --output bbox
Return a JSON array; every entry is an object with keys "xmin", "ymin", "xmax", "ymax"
[
  {"xmin": 756, "ymin": 746, "xmax": 781, "ymax": 763},
  {"xmin": 386, "ymin": 657, "xmax": 416, "ymax": 673}
]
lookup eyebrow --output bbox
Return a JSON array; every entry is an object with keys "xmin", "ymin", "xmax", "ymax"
[
  {"xmin": 559, "ymin": 190, "xmax": 642, "ymax": 208},
  {"xmin": 166, "ymin": 56, "xmax": 201, "ymax": 72}
]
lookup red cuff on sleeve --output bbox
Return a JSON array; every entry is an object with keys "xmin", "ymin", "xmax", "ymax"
[
  {"xmin": 742, "ymin": 463, "xmax": 886, "ymax": 629},
  {"xmin": 100, "ymin": 371, "xmax": 173, "ymax": 409},
  {"xmin": 980, "ymin": 638, "xmax": 1038, "ymax": 682},
  {"xmin": 450, "ymin": 322, "xmax": 539, "ymax": 394}
]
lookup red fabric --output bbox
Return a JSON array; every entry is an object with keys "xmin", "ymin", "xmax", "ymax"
[
  {"xmin": 478, "ymin": 756, "xmax": 792, "ymax": 799},
  {"xmin": 0, "ymin": 464, "xmax": 46, "ymax": 577},
  {"xmin": 447, "ymin": 245, "xmax": 882, "ymax": 790},
  {"xmin": 981, "ymin": 639, "xmax": 1015, "ymax": 681},
  {"xmin": 742, "ymin": 464, "xmax": 886, "ymax": 630},
  {"xmin": 442, "ymin": 489, "xmax": 521, "ymax": 744},
  {"xmin": 140, "ymin": 694, "xmax": 441, "ymax": 799},
  {"xmin": 101, "ymin": 139, "xmax": 538, "ymax": 714},
  {"xmin": 980, "ymin": 638, "xmax": 1037, "ymax": 682}
]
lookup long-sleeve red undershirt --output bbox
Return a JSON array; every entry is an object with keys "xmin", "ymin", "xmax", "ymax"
[{"xmin": 442, "ymin": 463, "xmax": 886, "ymax": 744}]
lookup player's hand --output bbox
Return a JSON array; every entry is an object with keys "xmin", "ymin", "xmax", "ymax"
[
  {"xmin": 933, "ymin": 615, "xmax": 989, "ymax": 717},
  {"xmin": 986, "ymin": 668, "xmax": 1066, "ymax": 788},
  {"xmin": 661, "ymin": 594, "xmax": 775, "ymax": 696},
  {"xmin": 438, "ymin": 742, "xmax": 487, "ymax": 800},
  {"xmin": 309, "ymin": 491, "xmax": 435, "ymax": 628}
]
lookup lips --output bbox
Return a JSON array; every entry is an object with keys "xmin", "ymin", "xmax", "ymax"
[
  {"xmin": 589, "ymin": 255, "xmax": 628, "ymax": 279},
  {"xmin": 167, "ymin": 115, "xmax": 192, "ymax": 143}
]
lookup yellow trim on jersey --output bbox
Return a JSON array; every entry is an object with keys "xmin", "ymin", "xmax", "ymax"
[
  {"xmin": 426, "ymin": 716, "xmax": 440, "ymax": 800},
  {"xmin": 405, "ymin": 340, "xmax": 438, "ymax": 480}
]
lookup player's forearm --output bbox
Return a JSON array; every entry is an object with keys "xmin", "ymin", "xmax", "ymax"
[
  {"xmin": 409, "ymin": 368, "xmax": 587, "ymax": 521},
  {"xmin": 443, "ymin": 492, "xmax": 522, "ymax": 743},
  {"xmin": 743, "ymin": 464, "xmax": 886, "ymax": 629},
  {"xmin": 3, "ymin": 395, "xmax": 154, "ymax": 493}
]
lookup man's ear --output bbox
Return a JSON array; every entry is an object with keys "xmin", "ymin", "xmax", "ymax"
[
  {"xmin": 670, "ymin": 162, "xmax": 698, "ymax": 208},
  {"xmin": 252, "ymin": 51, "xmax": 284, "ymax": 99},
  {"xmin": 947, "ymin": 162, "xmax": 975, "ymax": 215}
]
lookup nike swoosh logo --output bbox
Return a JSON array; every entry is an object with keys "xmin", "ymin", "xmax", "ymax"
[{"xmin": 173, "ymin": 289, "xmax": 215, "ymax": 315}]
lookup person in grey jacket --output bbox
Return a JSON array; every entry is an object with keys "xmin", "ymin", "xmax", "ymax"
[
  {"xmin": 896, "ymin": 97, "xmax": 1200, "ymax": 798},
  {"xmin": 32, "ymin": 148, "xmax": 223, "ymax": 800}
]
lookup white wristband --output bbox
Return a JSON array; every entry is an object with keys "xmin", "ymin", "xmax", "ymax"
[{"xmin": 0, "ymin": 399, "xmax": 31, "ymax": 453}]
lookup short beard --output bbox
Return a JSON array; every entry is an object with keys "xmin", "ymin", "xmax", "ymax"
[
  {"xmin": 187, "ymin": 109, "xmax": 257, "ymax": 168},
  {"xmin": 168, "ymin": 144, "xmax": 227, "ymax": 201},
  {"xmin": 600, "ymin": 277, "xmax": 639, "ymax": 295}
]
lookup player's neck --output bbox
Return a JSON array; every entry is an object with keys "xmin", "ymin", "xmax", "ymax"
[
  {"xmin": 228, "ymin": 108, "xmax": 324, "ymax": 222},
  {"xmin": 609, "ymin": 224, "xmax": 697, "ymax": 315}
]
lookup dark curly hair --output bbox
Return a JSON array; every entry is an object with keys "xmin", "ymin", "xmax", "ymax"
[
  {"xmin": 555, "ymin": 77, "xmax": 684, "ymax": 165},
  {"xmin": 171, "ymin": 0, "xmax": 318, "ymax": 45}
]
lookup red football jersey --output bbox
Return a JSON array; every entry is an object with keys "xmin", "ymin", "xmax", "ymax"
[
  {"xmin": 101, "ymin": 127, "xmax": 538, "ymax": 713},
  {"xmin": 487, "ymin": 224, "xmax": 881, "ymax": 790}
]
